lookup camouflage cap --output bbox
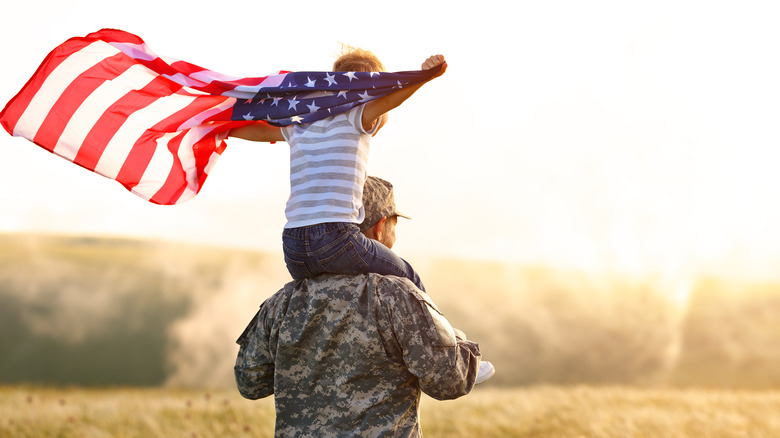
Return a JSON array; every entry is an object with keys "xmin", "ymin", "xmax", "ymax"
[{"xmin": 359, "ymin": 176, "xmax": 411, "ymax": 231}]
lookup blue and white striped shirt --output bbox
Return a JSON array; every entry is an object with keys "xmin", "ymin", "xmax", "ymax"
[{"xmin": 281, "ymin": 105, "xmax": 378, "ymax": 228}]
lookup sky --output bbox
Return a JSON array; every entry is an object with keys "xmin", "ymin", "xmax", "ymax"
[{"xmin": 2, "ymin": 0, "xmax": 780, "ymax": 280}]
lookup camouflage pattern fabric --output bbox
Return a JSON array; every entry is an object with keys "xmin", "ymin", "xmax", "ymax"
[
  {"xmin": 235, "ymin": 273, "xmax": 481, "ymax": 437},
  {"xmin": 359, "ymin": 176, "xmax": 411, "ymax": 231}
]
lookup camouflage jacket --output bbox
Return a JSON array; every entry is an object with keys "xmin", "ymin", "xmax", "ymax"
[{"xmin": 235, "ymin": 273, "xmax": 481, "ymax": 437}]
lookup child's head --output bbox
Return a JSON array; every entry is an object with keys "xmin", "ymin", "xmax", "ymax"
[{"xmin": 333, "ymin": 44, "xmax": 385, "ymax": 72}]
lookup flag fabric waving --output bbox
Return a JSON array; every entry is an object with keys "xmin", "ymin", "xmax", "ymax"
[{"xmin": 0, "ymin": 29, "xmax": 441, "ymax": 205}]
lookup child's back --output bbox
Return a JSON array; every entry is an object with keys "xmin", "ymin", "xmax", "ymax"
[
  {"xmin": 230, "ymin": 47, "xmax": 447, "ymax": 291},
  {"xmin": 281, "ymin": 105, "xmax": 377, "ymax": 229}
]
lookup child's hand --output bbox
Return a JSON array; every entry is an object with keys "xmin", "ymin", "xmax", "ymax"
[{"xmin": 421, "ymin": 55, "xmax": 447, "ymax": 78}]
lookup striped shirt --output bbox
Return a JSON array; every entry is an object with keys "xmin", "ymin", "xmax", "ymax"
[{"xmin": 281, "ymin": 105, "xmax": 378, "ymax": 228}]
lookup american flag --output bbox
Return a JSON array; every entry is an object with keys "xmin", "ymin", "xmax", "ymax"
[{"xmin": 0, "ymin": 28, "xmax": 441, "ymax": 205}]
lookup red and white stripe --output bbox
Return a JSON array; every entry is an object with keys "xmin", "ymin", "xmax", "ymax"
[{"xmin": 1, "ymin": 29, "xmax": 285, "ymax": 205}]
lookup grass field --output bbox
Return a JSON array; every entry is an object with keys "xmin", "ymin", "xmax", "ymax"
[{"xmin": 2, "ymin": 385, "xmax": 780, "ymax": 438}]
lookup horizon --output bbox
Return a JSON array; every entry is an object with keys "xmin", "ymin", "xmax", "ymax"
[{"xmin": 4, "ymin": 230, "xmax": 779, "ymax": 284}]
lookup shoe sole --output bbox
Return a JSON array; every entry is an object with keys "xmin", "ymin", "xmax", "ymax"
[{"xmin": 475, "ymin": 362, "xmax": 495, "ymax": 385}]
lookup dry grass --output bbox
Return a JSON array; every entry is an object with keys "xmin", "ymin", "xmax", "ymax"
[
  {"xmin": 423, "ymin": 386, "xmax": 780, "ymax": 437},
  {"xmin": 0, "ymin": 386, "xmax": 275, "ymax": 438},
  {"xmin": 2, "ymin": 385, "xmax": 780, "ymax": 438}
]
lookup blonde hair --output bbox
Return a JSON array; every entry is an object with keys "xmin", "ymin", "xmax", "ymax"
[{"xmin": 333, "ymin": 44, "xmax": 385, "ymax": 72}]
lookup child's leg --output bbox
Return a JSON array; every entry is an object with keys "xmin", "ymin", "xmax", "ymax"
[
  {"xmin": 281, "ymin": 225, "xmax": 317, "ymax": 280},
  {"xmin": 282, "ymin": 222, "xmax": 426, "ymax": 291},
  {"xmin": 282, "ymin": 222, "xmax": 370, "ymax": 280},
  {"xmin": 345, "ymin": 227, "xmax": 426, "ymax": 292}
]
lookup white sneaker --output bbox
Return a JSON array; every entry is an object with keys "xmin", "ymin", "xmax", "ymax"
[{"xmin": 475, "ymin": 361, "xmax": 495, "ymax": 385}]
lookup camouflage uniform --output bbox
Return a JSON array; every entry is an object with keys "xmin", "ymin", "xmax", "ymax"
[{"xmin": 235, "ymin": 273, "xmax": 481, "ymax": 437}]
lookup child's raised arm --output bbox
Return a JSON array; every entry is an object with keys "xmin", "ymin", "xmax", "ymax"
[
  {"xmin": 229, "ymin": 122, "xmax": 285, "ymax": 142},
  {"xmin": 360, "ymin": 55, "xmax": 447, "ymax": 132}
]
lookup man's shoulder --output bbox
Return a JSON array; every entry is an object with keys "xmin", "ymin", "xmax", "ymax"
[
  {"xmin": 369, "ymin": 274, "xmax": 443, "ymax": 313},
  {"xmin": 257, "ymin": 274, "xmax": 424, "ymax": 314},
  {"xmin": 311, "ymin": 272, "xmax": 417, "ymax": 289},
  {"xmin": 279, "ymin": 273, "xmax": 419, "ymax": 297},
  {"xmin": 320, "ymin": 273, "xmax": 433, "ymax": 309}
]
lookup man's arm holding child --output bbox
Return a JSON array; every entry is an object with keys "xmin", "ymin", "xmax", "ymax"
[
  {"xmin": 378, "ymin": 276, "xmax": 480, "ymax": 400},
  {"xmin": 234, "ymin": 305, "xmax": 276, "ymax": 400}
]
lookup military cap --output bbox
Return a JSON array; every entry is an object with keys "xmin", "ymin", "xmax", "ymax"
[{"xmin": 359, "ymin": 176, "xmax": 411, "ymax": 231}]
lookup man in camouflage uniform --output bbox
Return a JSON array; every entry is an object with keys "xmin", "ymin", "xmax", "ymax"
[{"xmin": 235, "ymin": 176, "xmax": 483, "ymax": 437}]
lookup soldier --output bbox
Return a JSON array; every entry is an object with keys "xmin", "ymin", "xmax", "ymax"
[{"xmin": 234, "ymin": 176, "xmax": 492, "ymax": 437}]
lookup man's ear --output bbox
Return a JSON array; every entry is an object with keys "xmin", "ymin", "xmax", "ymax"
[{"xmin": 372, "ymin": 217, "xmax": 387, "ymax": 242}]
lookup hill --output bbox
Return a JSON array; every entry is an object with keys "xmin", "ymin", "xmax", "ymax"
[{"xmin": 1, "ymin": 233, "xmax": 780, "ymax": 388}]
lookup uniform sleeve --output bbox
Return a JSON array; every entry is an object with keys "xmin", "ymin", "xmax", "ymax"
[
  {"xmin": 380, "ymin": 278, "xmax": 481, "ymax": 400},
  {"xmin": 234, "ymin": 304, "xmax": 275, "ymax": 400}
]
